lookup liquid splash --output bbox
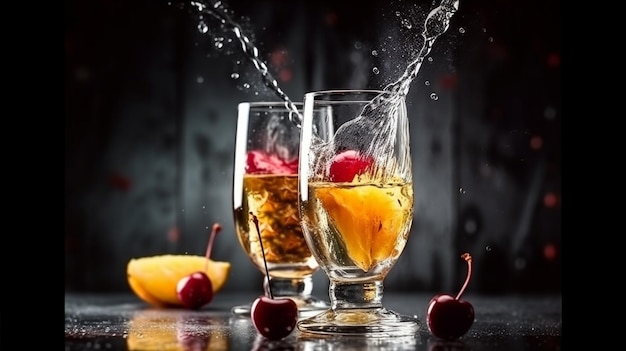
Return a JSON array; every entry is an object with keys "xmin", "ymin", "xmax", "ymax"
[
  {"xmin": 333, "ymin": 0, "xmax": 460, "ymax": 165},
  {"xmin": 185, "ymin": 0, "xmax": 459, "ymax": 144},
  {"xmin": 189, "ymin": 1, "xmax": 302, "ymax": 124}
]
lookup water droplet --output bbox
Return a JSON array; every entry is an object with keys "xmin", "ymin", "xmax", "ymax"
[
  {"xmin": 243, "ymin": 83, "xmax": 250, "ymax": 89},
  {"xmin": 372, "ymin": 67, "xmax": 380, "ymax": 74},
  {"xmin": 354, "ymin": 41, "xmax": 362, "ymax": 50},
  {"xmin": 458, "ymin": 27, "xmax": 465, "ymax": 34},
  {"xmin": 424, "ymin": 80, "xmax": 430, "ymax": 86},
  {"xmin": 395, "ymin": 11, "xmax": 401, "ymax": 16},
  {"xmin": 401, "ymin": 19, "xmax": 412, "ymax": 29},
  {"xmin": 459, "ymin": 187, "xmax": 466, "ymax": 194},
  {"xmin": 482, "ymin": 27, "xmax": 487, "ymax": 33},
  {"xmin": 427, "ymin": 57, "xmax": 433, "ymax": 62},
  {"xmin": 197, "ymin": 21, "xmax": 208, "ymax": 34},
  {"xmin": 430, "ymin": 92, "xmax": 439, "ymax": 100},
  {"xmin": 488, "ymin": 36, "xmax": 494, "ymax": 43},
  {"xmin": 485, "ymin": 245, "xmax": 492, "ymax": 252},
  {"xmin": 215, "ymin": 41, "xmax": 224, "ymax": 49},
  {"xmin": 197, "ymin": 76, "xmax": 204, "ymax": 84},
  {"xmin": 371, "ymin": 50, "xmax": 378, "ymax": 56}
]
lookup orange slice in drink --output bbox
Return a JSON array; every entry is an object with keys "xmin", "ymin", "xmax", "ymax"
[{"xmin": 316, "ymin": 183, "xmax": 412, "ymax": 272}]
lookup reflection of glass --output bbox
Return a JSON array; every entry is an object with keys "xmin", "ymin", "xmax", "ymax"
[
  {"xmin": 232, "ymin": 102, "xmax": 328, "ymax": 318},
  {"xmin": 298, "ymin": 334, "xmax": 420, "ymax": 350},
  {"xmin": 297, "ymin": 90, "xmax": 419, "ymax": 336}
]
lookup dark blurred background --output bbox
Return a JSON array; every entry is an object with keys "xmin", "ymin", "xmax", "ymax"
[{"xmin": 65, "ymin": 0, "xmax": 561, "ymax": 295}]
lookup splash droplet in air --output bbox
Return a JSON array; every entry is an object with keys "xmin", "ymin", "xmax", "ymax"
[{"xmin": 198, "ymin": 21, "xmax": 208, "ymax": 33}]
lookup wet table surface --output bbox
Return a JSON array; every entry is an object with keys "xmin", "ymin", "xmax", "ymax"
[{"xmin": 65, "ymin": 292, "xmax": 561, "ymax": 351}]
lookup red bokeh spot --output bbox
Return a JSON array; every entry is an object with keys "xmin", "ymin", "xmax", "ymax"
[
  {"xmin": 325, "ymin": 12, "xmax": 338, "ymax": 26},
  {"xmin": 439, "ymin": 73, "xmax": 458, "ymax": 90},
  {"xmin": 167, "ymin": 227, "xmax": 181, "ymax": 244},
  {"xmin": 279, "ymin": 69, "xmax": 293, "ymax": 82},
  {"xmin": 270, "ymin": 49, "xmax": 288, "ymax": 67},
  {"xmin": 66, "ymin": 34, "xmax": 75, "ymax": 57},
  {"xmin": 108, "ymin": 172, "xmax": 132, "ymax": 192},
  {"xmin": 486, "ymin": 43, "xmax": 508, "ymax": 61},
  {"xmin": 530, "ymin": 135, "xmax": 543, "ymax": 150},
  {"xmin": 546, "ymin": 53, "xmax": 560, "ymax": 68},
  {"xmin": 543, "ymin": 192, "xmax": 558, "ymax": 208},
  {"xmin": 543, "ymin": 243, "xmax": 557, "ymax": 260},
  {"xmin": 489, "ymin": 107, "xmax": 503, "ymax": 122}
]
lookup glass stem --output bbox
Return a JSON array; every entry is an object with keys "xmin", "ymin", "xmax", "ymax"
[
  {"xmin": 329, "ymin": 281, "xmax": 384, "ymax": 310},
  {"xmin": 264, "ymin": 276, "xmax": 314, "ymax": 298}
]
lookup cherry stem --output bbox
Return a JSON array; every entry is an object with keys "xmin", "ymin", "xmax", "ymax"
[
  {"xmin": 455, "ymin": 252, "xmax": 472, "ymax": 300},
  {"xmin": 204, "ymin": 223, "xmax": 222, "ymax": 272},
  {"xmin": 250, "ymin": 212, "xmax": 273, "ymax": 299}
]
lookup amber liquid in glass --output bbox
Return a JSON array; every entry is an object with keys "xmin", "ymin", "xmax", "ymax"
[
  {"xmin": 300, "ymin": 180, "xmax": 413, "ymax": 281},
  {"xmin": 234, "ymin": 174, "xmax": 319, "ymax": 279}
]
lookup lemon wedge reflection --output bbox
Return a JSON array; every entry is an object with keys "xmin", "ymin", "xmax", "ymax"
[{"xmin": 126, "ymin": 310, "xmax": 228, "ymax": 351}]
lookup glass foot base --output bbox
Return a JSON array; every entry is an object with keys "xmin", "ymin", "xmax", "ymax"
[
  {"xmin": 231, "ymin": 296, "xmax": 329, "ymax": 319},
  {"xmin": 297, "ymin": 308, "xmax": 420, "ymax": 337}
]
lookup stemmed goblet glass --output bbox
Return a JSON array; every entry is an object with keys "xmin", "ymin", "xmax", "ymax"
[
  {"xmin": 232, "ymin": 101, "xmax": 328, "ymax": 318},
  {"xmin": 297, "ymin": 90, "xmax": 419, "ymax": 336}
]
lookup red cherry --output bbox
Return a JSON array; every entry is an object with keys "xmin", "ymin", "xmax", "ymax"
[
  {"xmin": 329, "ymin": 150, "xmax": 374, "ymax": 182},
  {"xmin": 426, "ymin": 253, "xmax": 475, "ymax": 340},
  {"xmin": 249, "ymin": 213, "xmax": 298, "ymax": 340},
  {"xmin": 251, "ymin": 296, "xmax": 298, "ymax": 340},
  {"xmin": 176, "ymin": 272, "xmax": 213, "ymax": 310},
  {"xmin": 176, "ymin": 223, "xmax": 222, "ymax": 309},
  {"xmin": 246, "ymin": 150, "xmax": 298, "ymax": 174}
]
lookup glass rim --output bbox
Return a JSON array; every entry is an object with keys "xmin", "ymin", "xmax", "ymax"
[
  {"xmin": 303, "ymin": 89, "xmax": 387, "ymax": 103},
  {"xmin": 237, "ymin": 101, "xmax": 303, "ymax": 109},
  {"xmin": 304, "ymin": 89, "xmax": 386, "ymax": 96}
]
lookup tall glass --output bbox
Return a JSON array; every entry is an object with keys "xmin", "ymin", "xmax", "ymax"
[
  {"xmin": 232, "ymin": 101, "xmax": 328, "ymax": 318},
  {"xmin": 297, "ymin": 90, "xmax": 419, "ymax": 336}
]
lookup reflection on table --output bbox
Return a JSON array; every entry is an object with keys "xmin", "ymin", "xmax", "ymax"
[{"xmin": 65, "ymin": 292, "xmax": 561, "ymax": 351}]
